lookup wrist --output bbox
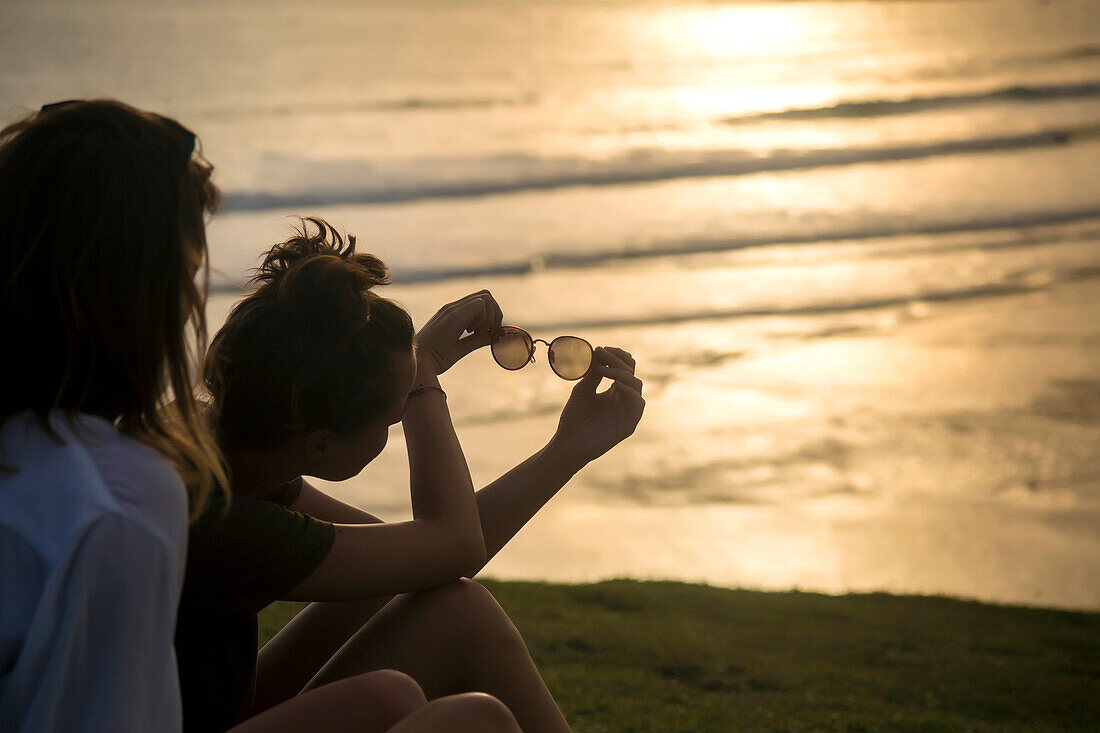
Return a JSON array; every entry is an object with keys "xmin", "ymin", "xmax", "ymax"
[
  {"xmin": 544, "ymin": 434, "xmax": 591, "ymax": 475},
  {"xmin": 408, "ymin": 383, "xmax": 446, "ymax": 401},
  {"xmin": 413, "ymin": 364, "xmax": 441, "ymax": 388}
]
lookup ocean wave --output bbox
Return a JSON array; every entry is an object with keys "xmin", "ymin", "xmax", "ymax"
[
  {"xmin": 720, "ymin": 80, "xmax": 1100, "ymax": 125},
  {"xmin": 521, "ymin": 263, "xmax": 1100, "ymax": 332},
  {"xmin": 912, "ymin": 44, "xmax": 1100, "ymax": 82},
  {"xmin": 206, "ymin": 209, "xmax": 1100, "ymax": 293},
  {"xmin": 1046, "ymin": 44, "xmax": 1100, "ymax": 63},
  {"xmin": 197, "ymin": 93, "xmax": 539, "ymax": 119},
  {"xmin": 391, "ymin": 208, "xmax": 1100, "ymax": 284},
  {"xmin": 222, "ymin": 123, "xmax": 1097, "ymax": 212}
]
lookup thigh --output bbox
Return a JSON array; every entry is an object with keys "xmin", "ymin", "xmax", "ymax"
[
  {"xmin": 254, "ymin": 596, "xmax": 392, "ymax": 713},
  {"xmin": 232, "ymin": 670, "xmax": 426, "ymax": 733},
  {"xmin": 384, "ymin": 693, "xmax": 521, "ymax": 733},
  {"xmin": 303, "ymin": 580, "xmax": 520, "ymax": 699}
]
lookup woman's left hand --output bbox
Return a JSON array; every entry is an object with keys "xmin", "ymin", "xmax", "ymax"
[
  {"xmin": 415, "ymin": 290, "xmax": 504, "ymax": 375},
  {"xmin": 550, "ymin": 346, "xmax": 645, "ymax": 467}
]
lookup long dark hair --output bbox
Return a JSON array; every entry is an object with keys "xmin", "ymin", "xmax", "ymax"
[
  {"xmin": 0, "ymin": 99, "xmax": 228, "ymax": 515},
  {"xmin": 205, "ymin": 217, "xmax": 414, "ymax": 452}
]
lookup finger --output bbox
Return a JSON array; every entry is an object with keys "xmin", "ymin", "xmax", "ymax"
[
  {"xmin": 434, "ymin": 291, "xmax": 490, "ymax": 325},
  {"xmin": 609, "ymin": 380, "xmax": 647, "ymax": 407},
  {"xmin": 460, "ymin": 301, "xmax": 501, "ymax": 350},
  {"xmin": 487, "ymin": 293, "xmax": 504, "ymax": 332},
  {"xmin": 461, "ymin": 292, "xmax": 503, "ymax": 333},
  {"xmin": 451, "ymin": 295, "xmax": 492, "ymax": 332},
  {"xmin": 594, "ymin": 347, "xmax": 636, "ymax": 375},
  {"xmin": 470, "ymin": 291, "xmax": 502, "ymax": 334},
  {"xmin": 605, "ymin": 383, "xmax": 646, "ymax": 428},
  {"xmin": 571, "ymin": 359, "xmax": 605, "ymax": 394},
  {"xmin": 475, "ymin": 297, "xmax": 489, "ymax": 331},
  {"xmin": 591, "ymin": 363, "xmax": 643, "ymax": 394},
  {"xmin": 574, "ymin": 346, "xmax": 628, "ymax": 389},
  {"xmin": 603, "ymin": 347, "xmax": 635, "ymax": 371},
  {"xmin": 446, "ymin": 289, "xmax": 491, "ymax": 309},
  {"xmin": 476, "ymin": 294, "xmax": 503, "ymax": 335}
]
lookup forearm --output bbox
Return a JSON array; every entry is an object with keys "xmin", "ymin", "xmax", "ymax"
[
  {"xmin": 473, "ymin": 437, "xmax": 585, "ymax": 571},
  {"xmin": 402, "ymin": 369, "xmax": 484, "ymax": 552}
]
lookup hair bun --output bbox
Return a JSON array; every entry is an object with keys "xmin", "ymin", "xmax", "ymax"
[
  {"xmin": 252, "ymin": 217, "xmax": 391, "ymax": 334},
  {"xmin": 255, "ymin": 217, "xmax": 387, "ymax": 282}
]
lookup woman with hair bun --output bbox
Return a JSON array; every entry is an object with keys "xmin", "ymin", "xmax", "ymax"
[{"xmin": 179, "ymin": 217, "xmax": 645, "ymax": 732}]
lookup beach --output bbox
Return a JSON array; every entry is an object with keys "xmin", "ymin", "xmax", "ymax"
[{"xmin": 5, "ymin": 0, "xmax": 1100, "ymax": 610}]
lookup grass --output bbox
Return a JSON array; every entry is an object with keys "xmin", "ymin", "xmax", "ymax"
[{"xmin": 258, "ymin": 580, "xmax": 1100, "ymax": 732}]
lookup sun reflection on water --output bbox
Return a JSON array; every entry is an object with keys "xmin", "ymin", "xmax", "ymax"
[{"xmin": 630, "ymin": 3, "xmax": 851, "ymax": 118}]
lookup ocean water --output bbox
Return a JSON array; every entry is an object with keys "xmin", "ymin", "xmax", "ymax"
[{"xmin": 4, "ymin": 0, "xmax": 1099, "ymax": 609}]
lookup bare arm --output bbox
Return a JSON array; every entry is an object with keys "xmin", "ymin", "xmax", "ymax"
[
  {"xmin": 291, "ymin": 346, "xmax": 643, "ymax": 580},
  {"xmin": 291, "ymin": 444, "xmax": 577, "ymax": 577},
  {"xmin": 474, "ymin": 439, "xmax": 581, "ymax": 567},
  {"xmin": 284, "ymin": 292, "xmax": 503, "ymax": 601},
  {"xmin": 473, "ymin": 346, "xmax": 644, "ymax": 570}
]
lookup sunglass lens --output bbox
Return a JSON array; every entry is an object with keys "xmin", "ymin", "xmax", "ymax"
[
  {"xmin": 549, "ymin": 337, "xmax": 592, "ymax": 380},
  {"xmin": 492, "ymin": 328, "xmax": 533, "ymax": 370}
]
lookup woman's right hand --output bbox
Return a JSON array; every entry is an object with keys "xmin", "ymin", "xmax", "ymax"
[
  {"xmin": 414, "ymin": 290, "xmax": 503, "ymax": 375},
  {"xmin": 550, "ymin": 346, "xmax": 645, "ymax": 467}
]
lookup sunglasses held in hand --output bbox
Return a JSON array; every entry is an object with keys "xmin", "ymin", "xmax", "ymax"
[{"xmin": 491, "ymin": 326, "xmax": 593, "ymax": 380}]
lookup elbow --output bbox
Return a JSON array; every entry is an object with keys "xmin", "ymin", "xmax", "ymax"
[
  {"xmin": 450, "ymin": 530, "xmax": 487, "ymax": 579},
  {"xmin": 420, "ymin": 518, "xmax": 486, "ymax": 580}
]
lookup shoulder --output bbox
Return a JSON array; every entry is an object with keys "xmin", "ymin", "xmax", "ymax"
[
  {"xmin": 74, "ymin": 509, "xmax": 183, "ymax": 586},
  {"xmin": 257, "ymin": 475, "xmax": 305, "ymax": 506},
  {"xmin": 182, "ymin": 490, "xmax": 334, "ymax": 616},
  {"xmin": 84, "ymin": 426, "xmax": 188, "ymax": 548},
  {"xmin": 0, "ymin": 411, "xmax": 187, "ymax": 563},
  {"xmin": 189, "ymin": 490, "xmax": 332, "ymax": 559}
]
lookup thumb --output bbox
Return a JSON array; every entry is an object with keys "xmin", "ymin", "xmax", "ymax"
[
  {"xmin": 570, "ymin": 360, "xmax": 602, "ymax": 397},
  {"xmin": 456, "ymin": 328, "xmax": 493, "ymax": 359}
]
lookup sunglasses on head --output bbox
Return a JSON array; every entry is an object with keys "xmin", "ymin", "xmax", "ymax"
[
  {"xmin": 39, "ymin": 100, "xmax": 197, "ymax": 169},
  {"xmin": 491, "ymin": 326, "xmax": 593, "ymax": 380}
]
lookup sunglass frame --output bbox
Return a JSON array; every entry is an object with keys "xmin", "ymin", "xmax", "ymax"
[{"xmin": 491, "ymin": 326, "xmax": 594, "ymax": 381}]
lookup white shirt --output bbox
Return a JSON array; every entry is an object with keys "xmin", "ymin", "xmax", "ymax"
[{"xmin": 0, "ymin": 411, "xmax": 188, "ymax": 733}]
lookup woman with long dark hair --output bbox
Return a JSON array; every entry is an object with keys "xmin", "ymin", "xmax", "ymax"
[
  {"xmin": 0, "ymin": 99, "xmax": 228, "ymax": 730},
  {"xmin": 0, "ymin": 101, "xmax": 522, "ymax": 733}
]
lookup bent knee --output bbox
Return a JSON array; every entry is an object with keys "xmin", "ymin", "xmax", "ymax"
[
  {"xmin": 419, "ymin": 580, "xmax": 511, "ymax": 626},
  {"xmin": 433, "ymin": 693, "xmax": 519, "ymax": 732},
  {"xmin": 420, "ymin": 580, "xmax": 525, "ymax": 644},
  {"xmin": 420, "ymin": 578, "xmax": 495, "ymax": 606},
  {"xmin": 354, "ymin": 669, "xmax": 426, "ymax": 715}
]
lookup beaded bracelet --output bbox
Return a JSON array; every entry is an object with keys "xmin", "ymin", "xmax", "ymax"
[{"xmin": 408, "ymin": 384, "xmax": 447, "ymax": 400}]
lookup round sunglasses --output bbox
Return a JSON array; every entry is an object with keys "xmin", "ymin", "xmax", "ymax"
[{"xmin": 491, "ymin": 326, "xmax": 593, "ymax": 380}]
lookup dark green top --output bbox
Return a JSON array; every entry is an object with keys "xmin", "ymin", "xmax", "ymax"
[{"xmin": 174, "ymin": 478, "xmax": 335, "ymax": 733}]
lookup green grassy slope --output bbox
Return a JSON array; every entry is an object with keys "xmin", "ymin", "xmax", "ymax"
[{"xmin": 259, "ymin": 580, "xmax": 1100, "ymax": 732}]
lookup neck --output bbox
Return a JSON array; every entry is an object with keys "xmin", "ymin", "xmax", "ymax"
[{"xmin": 224, "ymin": 445, "xmax": 303, "ymax": 498}]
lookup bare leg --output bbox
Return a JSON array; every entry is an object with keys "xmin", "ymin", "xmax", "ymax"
[
  {"xmin": 254, "ymin": 596, "xmax": 392, "ymax": 713},
  {"xmin": 304, "ymin": 579, "xmax": 570, "ymax": 733},
  {"xmin": 385, "ymin": 693, "xmax": 521, "ymax": 733},
  {"xmin": 230, "ymin": 670, "xmax": 425, "ymax": 733}
]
